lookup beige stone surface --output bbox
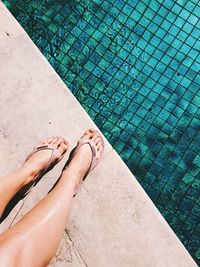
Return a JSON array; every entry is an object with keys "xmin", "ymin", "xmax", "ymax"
[{"xmin": 0, "ymin": 2, "xmax": 197, "ymax": 267}]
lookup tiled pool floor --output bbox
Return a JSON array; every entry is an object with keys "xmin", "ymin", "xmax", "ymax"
[{"xmin": 2, "ymin": 0, "xmax": 200, "ymax": 264}]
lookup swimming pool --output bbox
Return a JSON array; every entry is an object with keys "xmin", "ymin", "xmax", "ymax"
[{"xmin": 3, "ymin": 0, "xmax": 200, "ymax": 263}]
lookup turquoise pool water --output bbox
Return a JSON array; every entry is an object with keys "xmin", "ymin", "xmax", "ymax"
[{"xmin": 3, "ymin": 0, "xmax": 200, "ymax": 263}]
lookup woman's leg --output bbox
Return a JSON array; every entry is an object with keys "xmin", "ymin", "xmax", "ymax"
[
  {"xmin": 0, "ymin": 130, "xmax": 103, "ymax": 267},
  {"xmin": 0, "ymin": 137, "xmax": 68, "ymax": 217}
]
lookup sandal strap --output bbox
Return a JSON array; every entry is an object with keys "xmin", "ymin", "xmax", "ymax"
[
  {"xmin": 75, "ymin": 141, "xmax": 96, "ymax": 174},
  {"xmin": 62, "ymin": 131, "xmax": 104, "ymax": 197},
  {"xmin": 66, "ymin": 134, "xmax": 103, "ymax": 173},
  {"xmin": 25, "ymin": 144, "xmax": 63, "ymax": 176},
  {"xmin": 71, "ymin": 140, "xmax": 100, "ymax": 197}
]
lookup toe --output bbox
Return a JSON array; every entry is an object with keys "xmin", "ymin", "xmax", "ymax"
[
  {"xmin": 51, "ymin": 136, "xmax": 60, "ymax": 145},
  {"xmin": 55, "ymin": 137, "xmax": 65, "ymax": 147},
  {"xmin": 94, "ymin": 134, "xmax": 102, "ymax": 143},
  {"xmin": 40, "ymin": 137, "xmax": 51, "ymax": 145},
  {"xmin": 59, "ymin": 139, "xmax": 69, "ymax": 155},
  {"xmin": 40, "ymin": 137, "xmax": 63, "ymax": 147},
  {"xmin": 95, "ymin": 137, "xmax": 101, "ymax": 146},
  {"xmin": 96, "ymin": 139, "xmax": 103, "ymax": 151},
  {"xmin": 83, "ymin": 128, "xmax": 97, "ymax": 138},
  {"xmin": 88, "ymin": 128, "xmax": 95, "ymax": 133},
  {"xmin": 82, "ymin": 129, "xmax": 101, "ymax": 143},
  {"xmin": 46, "ymin": 137, "xmax": 56, "ymax": 144},
  {"xmin": 83, "ymin": 129, "xmax": 92, "ymax": 137},
  {"xmin": 81, "ymin": 130, "xmax": 91, "ymax": 141},
  {"xmin": 81, "ymin": 129, "xmax": 103, "ymax": 154},
  {"xmin": 37, "ymin": 137, "xmax": 54, "ymax": 147},
  {"xmin": 52, "ymin": 136, "xmax": 63, "ymax": 147}
]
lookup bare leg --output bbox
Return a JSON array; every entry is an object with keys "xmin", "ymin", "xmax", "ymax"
[
  {"xmin": 0, "ymin": 137, "xmax": 68, "ymax": 217},
  {"xmin": 0, "ymin": 130, "xmax": 103, "ymax": 267}
]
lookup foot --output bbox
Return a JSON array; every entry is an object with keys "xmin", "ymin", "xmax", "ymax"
[
  {"xmin": 62, "ymin": 129, "xmax": 104, "ymax": 191},
  {"xmin": 18, "ymin": 137, "xmax": 69, "ymax": 188}
]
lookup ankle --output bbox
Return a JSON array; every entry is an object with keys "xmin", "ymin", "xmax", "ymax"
[
  {"xmin": 15, "ymin": 167, "xmax": 35, "ymax": 187},
  {"xmin": 61, "ymin": 166, "xmax": 82, "ymax": 186}
]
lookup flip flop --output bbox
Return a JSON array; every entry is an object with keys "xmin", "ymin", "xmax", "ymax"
[
  {"xmin": 62, "ymin": 130, "xmax": 104, "ymax": 197},
  {"xmin": 0, "ymin": 138, "xmax": 68, "ymax": 223},
  {"xmin": 18, "ymin": 139, "xmax": 68, "ymax": 198}
]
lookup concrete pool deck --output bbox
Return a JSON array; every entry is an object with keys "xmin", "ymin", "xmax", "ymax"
[{"xmin": 0, "ymin": 2, "xmax": 197, "ymax": 267}]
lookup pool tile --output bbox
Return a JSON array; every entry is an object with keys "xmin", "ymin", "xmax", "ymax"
[{"xmin": 3, "ymin": 0, "xmax": 200, "ymax": 264}]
